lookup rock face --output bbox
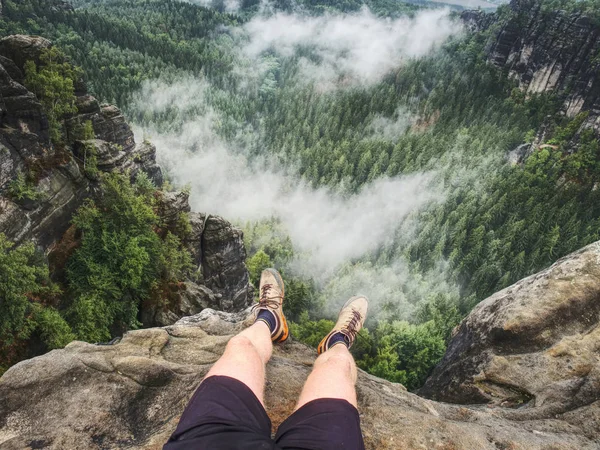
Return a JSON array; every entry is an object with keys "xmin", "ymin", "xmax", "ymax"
[
  {"xmin": 138, "ymin": 191, "xmax": 253, "ymax": 324},
  {"xmin": 420, "ymin": 241, "xmax": 600, "ymax": 442},
  {"xmin": 464, "ymin": 0, "xmax": 600, "ymax": 119},
  {"xmin": 202, "ymin": 215, "xmax": 253, "ymax": 311},
  {"xmin": 0, "ymin": 35, "xmax": 162, "ymax": 249},
  {"xmin": 0, "ymin": 35, "xmax": 52, "ymax": 79},
  {"xmin": 1, "ymin": 291, "xmax": 599, "ymax": 449},
  {"xmin": 486, "ymin": 0, "xmax": 600, "ymax": 119},
  {"xmin": 462, "ymin": 0, "xmax": 600, "ymax": 160},
  {"xmin": 0, "ymin": 34, "xmax": 251, "ymax": 324}
]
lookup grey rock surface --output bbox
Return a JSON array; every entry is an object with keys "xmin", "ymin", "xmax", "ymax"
[
  {"xmin": 137, "ymin": 197, "xmax": 251, "ymax": 326},
  {"xmin": 462, "ymin": 0, "xmax": 600, "ymax": 165},
  {"xmin": 139, "ymin": 213, "xmax": 252, "ymax": 326},
  {"xmin": 0, "ymin": 35, "xmax": 162, "ymax": 249},
  {"xmin": 1, "ymin": 299, "xmax": 599, "ymax": 449},
  {"xmin": 0, "ymin": 35, "xmax": 52, "ymax": 80},
  {"xmin": 202, "ymin": 215, "xmax": 253, "ymax": 311},
  {"xmin": 132, "ymin": 140, "xmax": 163, "ymax": 186},
  {"xmin": 89, "ymin": 104, "xmax": 136, "ymax": 154},
  {"xmin": 155, "ymin": 191, "xmax": 191, "ymax": 230},
  {"xmin": 186, "ymin": 211, "xmax": 206, "ymax": 272},
  {"xmin": 420, "ymin": 241, "xmax": 600, "ymax": 444},
  {"xmin": 488, "ymin": 0, "xmax": 599, "ymax": 117},
  {"xmin": 140, "ymin": 281, "xmax": 221, "ymax": 327}
]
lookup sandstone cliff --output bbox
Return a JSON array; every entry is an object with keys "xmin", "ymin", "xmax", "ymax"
[
  {"xmin": 489, "ymin": 0, "xmax": 598, "ymax": 118},
  {"xmin": 463, "ymin": 0, "xmax": 599, "ymax": 115},
  {"xmin": 462, "ymin": 0, "xmax": 600, "ymax": 161},
  {"xmin": 1, "ymin": 241, "xmax": 600, "ymax": 449},
  {"xmin": 0, "ymin": 34, "xmax": 162, "ymax": 249},
  {"xmin": 0, "ymin": 34, "xmax": 252, "ymax": 327}
]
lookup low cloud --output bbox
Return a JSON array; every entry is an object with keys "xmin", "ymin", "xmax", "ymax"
[
  {"xmin": 181, "ymin": 0, "xmax": 243, "ymax": 12},
  {"xmin": 136, "ymin": 113, "xmax": 439, "ymax": 281},
  {"xmin": 239, "ymin": 8, "xmax": 463, "ymax": 86},
  {"xmin": 130, "ymin": 6, "xmax": 465, "ymax": 316},
  {"xmin": 367, "ymin": 108, "xmax": 414, "ymax": 142}
]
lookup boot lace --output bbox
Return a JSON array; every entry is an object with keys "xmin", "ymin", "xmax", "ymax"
[
  {"xmin": 251, "ymin": 283, "xmax": 282, "ymax": 312},
  {"xmin": 340, "ymin": 309, "xmax": 362, "ymax": 343}
]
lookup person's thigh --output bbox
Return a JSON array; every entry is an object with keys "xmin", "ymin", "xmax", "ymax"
[
  {"xmin": 164, "ymin": 375, "xmax": 278, "ymax": 450},
  {"xmin": 274, "ymin": 398, "xmax": 365, "ymax": 450}
]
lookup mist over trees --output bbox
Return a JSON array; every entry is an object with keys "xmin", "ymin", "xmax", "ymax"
[{"xmin": 2, "ymin": 0, "xmax": 600, "ymax": 388}]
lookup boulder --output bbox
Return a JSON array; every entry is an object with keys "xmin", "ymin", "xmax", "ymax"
[
  {"xmin": 74, "ymin": 94, "xmax": 100, "ymax": 115},
  {"xmin": 420, "ymin": 241, "xmax": 600, "ymax": 442},
  {"xmin": 0, "ymin": 35, "xmax": 52, "ymax": 77},
  {"xmin": 140, "ymin": 281, "xmax": 221, "ymax": 327},
  {"xmin": 0, "ymin": 306, "xmax": 598, "ymax": 449}
]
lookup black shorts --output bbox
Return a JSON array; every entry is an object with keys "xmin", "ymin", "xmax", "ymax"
[{"xmin": 164, "ymin": 375, "xmax": 365, "ymax": 450}]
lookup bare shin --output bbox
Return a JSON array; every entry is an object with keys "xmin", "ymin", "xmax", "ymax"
[
  {"xmin": 295, "ymin": 344, "xmax": 358, "ymax": 410},
  {"xmin": 205, "ymin": 321, "xmax": 273, "ymax": 406}
]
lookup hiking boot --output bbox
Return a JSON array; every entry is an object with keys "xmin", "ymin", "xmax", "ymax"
[
  {"xmin": 252, "ymin": 268, "xmax": 289, "ymax": 343},
  {"xmin": 318, "ymin": 296, "xmax": 368, "ymax": 354}
]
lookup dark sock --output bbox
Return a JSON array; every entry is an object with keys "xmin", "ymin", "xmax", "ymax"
[
  {"xmin": 327, "ymin": 332, "xmax": 349, "ymax": 349},
  {"xmin": 256, "ymin": 310, "xmax": 277, "ymax": 334}
]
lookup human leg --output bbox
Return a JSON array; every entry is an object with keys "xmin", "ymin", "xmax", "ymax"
[
  {"xmin": 295, "ymin": 343, "xmax": 358, "ymax": 409},
  {"xmin": 203, "ymin": 267, "xmax": 288, "ymax": 404},
  {"xmin": 204, "ymin": 320, "xmax": 272, "ymax": 405},
  {"xmin": 164, "ymin": 269, "xmax": 289, "ymax": 450},
  {"xmin": 274, "ymin": 296, "xmax": 368, "ymax": 450}
]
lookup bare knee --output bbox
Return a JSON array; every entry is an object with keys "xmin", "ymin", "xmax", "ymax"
[
  {"xmin": 315, "ymin": 348, "xmax": 357, "ymax": 379},
  {"xmin": 227, "ymin": 335, "xmax": 254, "ymax": 350},
  {"xmin": 226, "ymin": 335, "xmax": 259, "ymax": 358},
  {"xmin": 226, "ymin": 334, "xmax": 271, "ymax": 364}
]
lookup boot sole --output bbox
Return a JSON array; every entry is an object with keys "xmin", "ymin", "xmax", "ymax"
[
  {"xmin": 265, "ymin": 268, "xmax": 289, "ymax": 343},
  {"xmin": 317, "ymin": 295, "xmax": 369, "ymax": 354},
  {"xmin": 342, "ymin": 295, "xmax": 369, "ymax": 309}
]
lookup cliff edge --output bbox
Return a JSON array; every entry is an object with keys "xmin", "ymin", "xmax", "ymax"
[{"xmin": 1, "ymin": 242, "xmax": 600, "ymax": 449}]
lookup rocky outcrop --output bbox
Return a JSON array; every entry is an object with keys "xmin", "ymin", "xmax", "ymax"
[
  {"xmin": 485, "ymin": 0, "xmax": 600, "ymax": 119},
  {"xmin": 420, "ymin": 241, "xmax": 600, "ymax": 443},
  {"xmin": 0, "ymin": 34, "xmax": 251, "ymax": 324},
  {"xmin": 462, "ymin": 0, "xmax": 600, "ymax": 161},
  {"xmin": 0, "ymin": 35, "xmax": 52, "ymax": 82},
  {"xmin": 136, "ymin": 210, "xmax": 255, "ymax": 323},
  {"xmin": 0, "ymin": 35, "xmax": 162, "ymax": 249},
  {"xmin": 139, "ymin": 192, "xmax": 252, "ymax": 325},
  {"xmin": 138, "ymin": 192, "xmax": 252, "ymax": 322},
  {"xmin": 140, "ymin": 282, "xmax": 220, "ymax": 327},
  {"xmin": 202, "ymin": 215, "xmax": 253, "ymax": 311},
  {"xmin": 2, "ymin": 237, "xmax": 600, "ymax": 448},
  {"xmin": 1, "ymin": 296, "xmax": 599, "ymax": 449},
  {"xmin": 186, "ymin": 211, "xmax": 206, "ymax": 270},
  {"xmin": 464, "ymin": 0, "xmax": 600, "ymax": 118}
]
